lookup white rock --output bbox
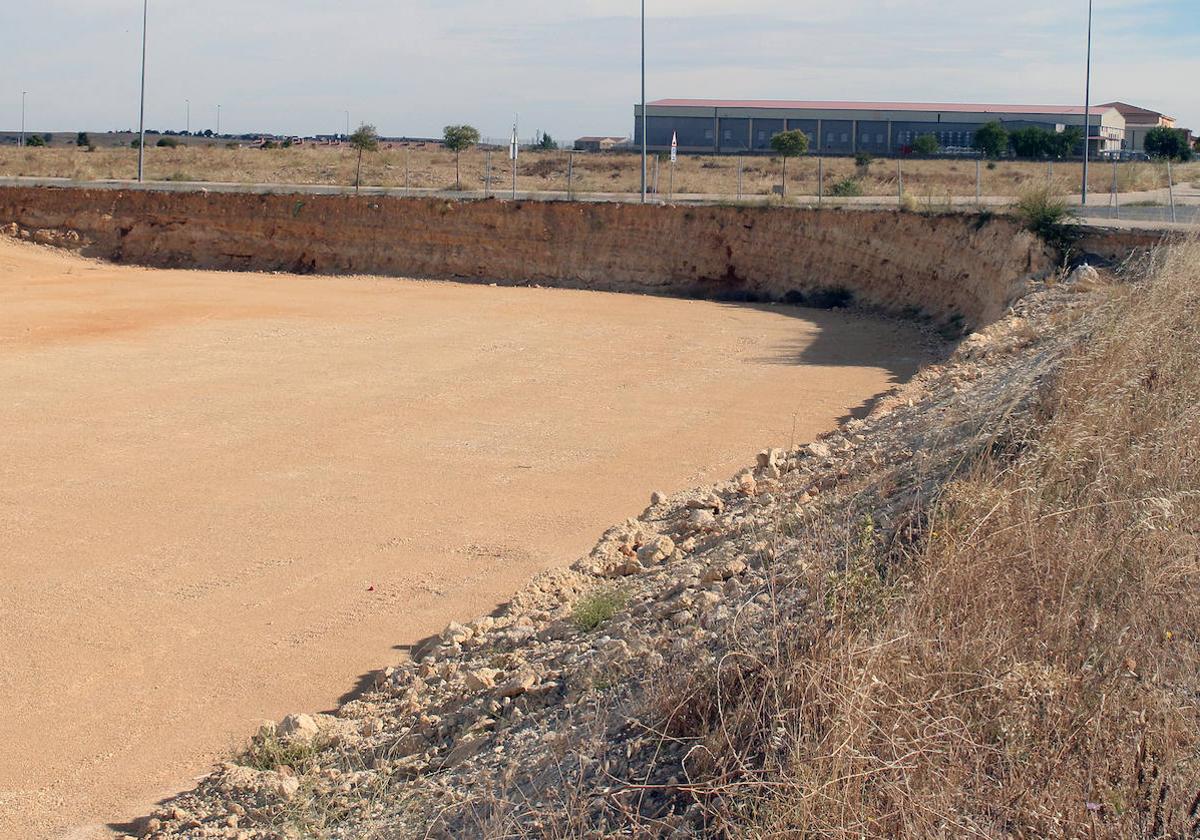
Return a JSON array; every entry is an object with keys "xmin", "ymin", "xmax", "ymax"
[{"xmin": 637, "ymin": 535, "xmax": 676, "ymax": 565}]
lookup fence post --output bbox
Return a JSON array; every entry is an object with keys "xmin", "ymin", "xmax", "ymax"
[
  {"xmin": 897, "ymin": 158, "xmax": 903, "ymax": 204},
  {"xmin": 484, "ymin": 151, "xmax": 491, "ymax": 198},
  {"xmin": 653, "ymin": 155, "xmax": 660, "ymax": 197},
  {"xmin": 1167, "ymin": 159, "xmax": 1177, "ymax": 224},
  {"xmin": 818, "ymin": 157, "xmax": 823, "ymax": 206},
  {"xmin": 1111, "ymin": 160, "xmax": 1119, "ymax": 220},
  {"xmin": 567, "ymin": 151, "xmax": 574, "ymax": 201},
  {"xmin": 404, "ymin": 150, "xmax": 410, "ymax": 196},
  {"xmin": 976, "ymin": 158, "xmax": 982, "ymax": 205},
  {"xmin": 1047, "ymin": 160, "xmax": 1052, "ymax": 184},
  {"xmin": 736, "ymin": 157, "xmax": 742, "ymax": 201}
]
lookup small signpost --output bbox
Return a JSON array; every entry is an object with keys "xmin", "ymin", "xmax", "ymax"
[
  {"xmin": 669, "ymin": 132, "xmax": 677, "ymax": 200},
  {"xmin": 510, "ymin": 120, "xmax": 519, "ymax": 200}
]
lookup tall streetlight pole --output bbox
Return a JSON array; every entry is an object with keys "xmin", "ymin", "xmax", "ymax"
[
  {"xmin": 20, "ymin": 91, "xmax": 27, "ymax": 148},
  {"xmin": 640, "ymin": 0, "xmax": 647, "ymax": 204},
  {"xmin": 216, "ymin": 104, "xmax": 221, "ymax": 136},
  {"xmin": 1081, "ymin": 0, "xmax": 1093, "ymax": 206},
  {"xmin": 185, "ymin": 99, "xmax": 190, "ymax": 134},
  {"xmin": 137, "ymin": 0, "xmax": 148, "ymax": 182},
  {"xmin": 345, "ymin": 111, "xmax": 350, "ymax": 140}
]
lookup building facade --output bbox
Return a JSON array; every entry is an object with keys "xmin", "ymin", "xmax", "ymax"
[
  {"xmin": 1098, "ymin": 102, "xmax": 1175, "ymax": 153},
  {"xmin": 634, "ymin": 99, "xmax": 1125, "ymax": 156}
]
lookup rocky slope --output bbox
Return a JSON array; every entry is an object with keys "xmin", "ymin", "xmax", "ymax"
[{"xmin": 128, "ymin": 260, "xmax": 1106, "ymax": 839}]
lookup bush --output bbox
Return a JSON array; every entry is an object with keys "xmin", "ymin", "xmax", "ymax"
[
  {"xmin": 830, "ymin": 177, "xmax": 863, "ymax": 197},
  {"xmin": 156, "ymin": 137, "xmax": 179, "ymax": 148},
  {"xmin": 911, "ymin": 134, "xmax": 940, "ymax": 156},
  {"xmin": 76, "ymin": 131, "xmax": 90, "ymax": 148},
  {"xmin": 854, "ymin": 152, "xmax": 874, "ymax": 170},
  {"xmin": 1014, "ymin": 185, "xmax": 1076, "ymax": 251},
  {"xmin": 572, "ymin": 587, "xmax": 629, "ymax": 632},
  {"xmin": 25, "ymin": 134, "xmax": 45, "ymax": 147}
]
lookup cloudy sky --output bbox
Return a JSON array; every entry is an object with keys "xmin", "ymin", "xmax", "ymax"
[{"xmin": 2, "ymin": 1, "xmax": 1197, "ymax": 140}]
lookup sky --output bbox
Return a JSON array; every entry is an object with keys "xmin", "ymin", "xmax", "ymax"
[{"xmin": 1, "ymin": 0, "xmax": 1197, "ymax": 141}]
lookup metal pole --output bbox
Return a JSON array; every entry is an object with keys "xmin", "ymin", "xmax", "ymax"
[
  {"xmin": 1081, "ymin": 0, "xmax": 1093, "ymax": 206},
  {"xmin": 818, "ymin": 157, "xmax": 823, "ymax": 206},
  {"xmin": 20, "ymin": 91, "xmax": 26, "ymax": 148},
  {"xmin": 1111, "ymin": 159, "xmax": 1119, "ymax": 219},
  {"xmin": 513, "ymin": 114, "xmax": 518, "ymax": 200},
  {"xmin": 185, "ymin": 99, "xmax": 190, "ymax": 134},
  {"xmin": 216, "ymin": 104, "xmax": 221, "ymax": 136},
  {"xmin": 737, "ymin": 157, "xmax": 743, "ymax": 201},
  {"xmin": 137, "ymin": 0, "xmax": 148, "ymax": 182},
  {"xmin": 897, "ymin": 158, "xmax": 903, "ymax": 200},
  {"xmin": 567, "ymin": 151, "xmax": 574, "ymax": 200},
  {"xmin": 404, "ymin": 149, "xmax": 410, "ymax": 195},
  {"xmin": 640, "ymin": 0, "xmax": 647, "ymax": 204},
  {"xmin": 1167, "ymin": 159, "xmax": 1176, "ymax": 224},
  {"xmin": 976, "ymin": 158, "xmax": 982, "ymax": 205},
  {"xmin": 668, "ymin": 157, "xmax": 674, "ymax": 200},
  {"xmin": 345, "ymin": 111, "xmax": 350, "ymax": 140}
]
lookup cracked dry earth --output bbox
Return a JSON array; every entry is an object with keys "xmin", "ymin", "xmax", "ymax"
[
  {"xmin": 132, "ymin": 267, "xmax": 1098, "ymax": 838},
  {"xmin": 0, "ymin": 233, "xmax": 934, "ymax": 839}
]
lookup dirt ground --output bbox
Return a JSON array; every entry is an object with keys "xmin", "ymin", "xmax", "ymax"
[{"xmin": 0, "ymin": 238, "xmax": 932, "ymax": 839}]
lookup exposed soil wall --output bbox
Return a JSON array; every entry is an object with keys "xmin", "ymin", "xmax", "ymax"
[{"xmin": 0, "ymin": 187, "xmax": 1057, "ymax": 328}]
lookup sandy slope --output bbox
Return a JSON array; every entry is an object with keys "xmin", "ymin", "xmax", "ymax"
[{"xmin": 0, "ymin": 237, "xmax": 930, "ymax": 838}]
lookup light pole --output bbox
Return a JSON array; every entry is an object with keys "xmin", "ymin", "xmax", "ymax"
[
  {"xmin": 1081, "ymin": 0, "xmax": 1093, "ymax": 206},
  {"xmin": 20, "ymin": 91, "xmax": 26, "ymax": 148},
  {"xmin": 185, "ymin": 99, "xmax": 190, "ymax": 134},
  {"xmin": 345, "ymin": 111, "xmax": 350, "ymax": 140},
  {"xmin": 216, "ymin": 104, "xmax": 221, "ymax": 136},
  {"xmin": 137, "ymin": 0, "xmax": 147, "ymax": 182},
  {"xmin": 640, "ymin": 0, "xmax": 647, "ymax": 204}
]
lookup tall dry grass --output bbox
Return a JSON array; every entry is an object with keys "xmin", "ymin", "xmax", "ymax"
[
  {"xmin": 654, "ymin": 240, "xmax": 1200, "ymax": 837},
  {"xmin": 1, "ymin": 146, "xmax": 1196, "ymax": 199}
]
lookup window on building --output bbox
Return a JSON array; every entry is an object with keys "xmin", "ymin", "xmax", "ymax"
[
  {"xmin": 826, "ymin": 132, "xmax": 834, "ymax": 144},
  {"xmin": 841, "ymin": 133, "xmax": 849, "ymax": 143},
  {"xmin": 704, "ymin": 129, "xmax": 713, "ymax": 140},
  {"xmin": 877, "ymin": 133, "xmax": 885, "ymax": 144},
  {"xmin": 723, "ymin": 129, "xmax": 732, "ymax": 140},
  {"xmin": 758, "ymin": 130, "xmax": 766, "ymax": 140}
]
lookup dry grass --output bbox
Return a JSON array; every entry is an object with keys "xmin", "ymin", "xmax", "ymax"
[
  {"xmin": 651, "ymin": 239, "xmax": 1200, "ymax": 837},
  {"xmin": 2, "ymin": 145, "xmax": 1197, "ymax": 199}
]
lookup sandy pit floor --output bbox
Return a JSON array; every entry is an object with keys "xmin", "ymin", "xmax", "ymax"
[{"xmin": 0, "ymin": 237, "xmax": 932, "ymax": 838}]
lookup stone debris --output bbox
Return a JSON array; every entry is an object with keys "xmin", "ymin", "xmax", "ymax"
[{"xmin": 137, "ymin": 266, "xmax": 1091, "ymax": 840}]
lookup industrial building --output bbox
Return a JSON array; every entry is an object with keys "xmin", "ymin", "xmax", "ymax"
[
  {"xmin": 634, "ymin": 99, "xmax": 1126, "ymax": 156},
  {"xmin": 1098, "ymin": 102, "xmax": 1185, "ymax": 153}
]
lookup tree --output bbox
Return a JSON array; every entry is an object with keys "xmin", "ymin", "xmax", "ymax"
[
  {"xmin": 26, "ymin": 134, "xmax": 46, "ymax": 147},
  {"xmin": 536, "ymin": 132, "xmax": 558, "ymax": 151},
  {"xmin": 1048, "ymin": 126, "xmax": 1084, "ymax": 159},
  {"xmin": 77, "ymin": 131, "xmax": 90, "ymax": 148},
  {"xmin": 1144, "ymin": 126, "xmax": 1193, "ymax": 161},
  {"xmin": 972, "ymin": 121, "xmax": 1008, "ymax": 159},
  {"xmin": 912, "ymin": 133, "xmax": 940, "ymax": 155},
  {"xmin": 443, "ymin": 125, "xmax": 481, "ymax": 189},
  {"xmin": 349, "ymin": 124, "xmax": 380, "ymax": 194},
  {"xmin": 1009, "ymin": 126, "xmax": 1051, "ymax": 158},
  {"xmin": 156, "ymin": 137, "xmax": 179, "ymax": 148},
  {"xmin": 769, "ymin": 129, "xmax": 809, "ymax": 198}
]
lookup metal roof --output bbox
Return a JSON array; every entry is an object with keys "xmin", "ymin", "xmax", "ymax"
[{"xmin": 648, "ymin": 99, "xmax": 1114, "ymax": 116}]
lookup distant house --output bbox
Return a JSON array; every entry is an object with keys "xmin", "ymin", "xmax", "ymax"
[
  {"xmin": 1098, "ymin": 102, "xmax": 1176, "ymax": 152},
  {"xmin": 574, "ymin": 136, "xmax": 628, "ymax": 152}
]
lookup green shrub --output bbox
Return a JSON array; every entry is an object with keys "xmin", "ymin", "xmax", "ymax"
[
  {"xmin": 1015, "ymin": 185, "xmax": 1076, "ymax": 251},
  {"xmin": 911, "ymin": 134, "xmax": 940, "ymax": 155},
  {"xmin": 830, "ymin": 178, "xmax": 863, "ymax": 197},
  {"xmin": 156, "ymin": 137, "xmax": 179, "ymax": 148},
  {"xmin": 572, "ymin": 587, "xmax": 629, "ymax": 632}
]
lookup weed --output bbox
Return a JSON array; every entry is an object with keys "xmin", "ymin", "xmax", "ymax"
[
  {"xmin": 829, "ymin": 178, "xmax": 863, "ymax": 197},
  {"xmin": 1014, "ymin": 184, "xmax": 1077, "ymax": 251},
  {"xmin": 239, "ymin": 729, "xmax": 323, "ymax": 773},
  {"xmin": 571, "ymin": 586, "xmax": 629, "ymax": 632}
]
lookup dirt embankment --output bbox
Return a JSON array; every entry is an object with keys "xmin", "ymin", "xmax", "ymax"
[{"xmin": 0, "ymin": 187, "xmax": 1056, "ymax": 329}]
